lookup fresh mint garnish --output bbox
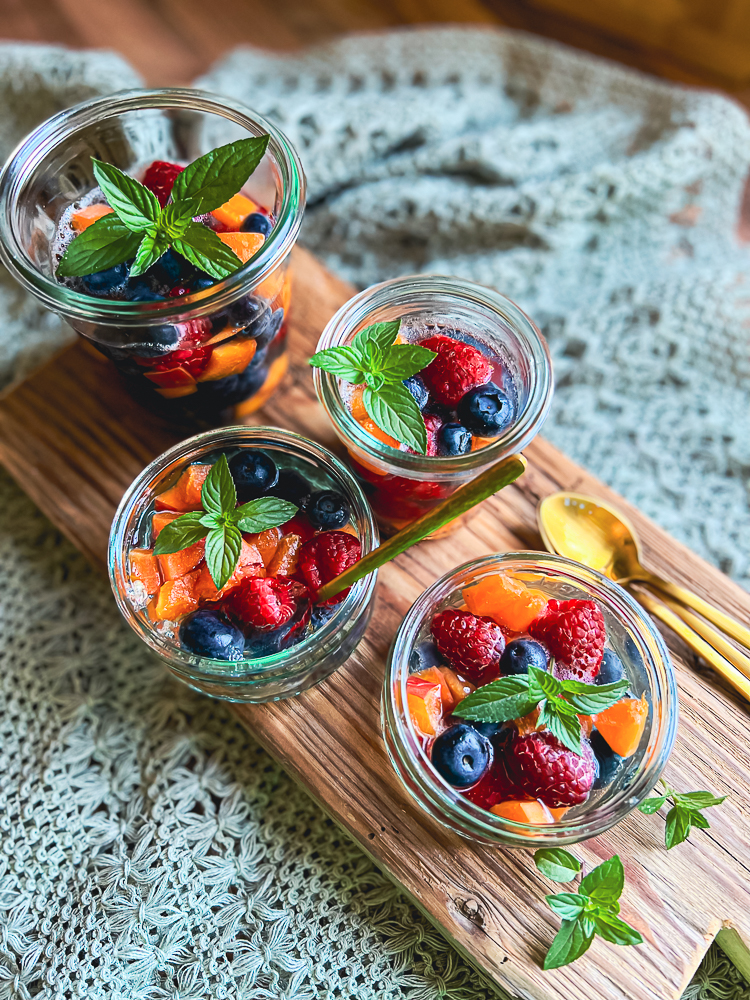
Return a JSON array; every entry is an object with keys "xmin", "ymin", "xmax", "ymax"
[
  {"xmin": 153, "ymin": 455, "xmax": 296, "ymax": 590},
  {"xmin": 56, "ymin": 134, "xmax": 269, "ymax": 281},
  {"xmin": 638, "ymin": 780, "xmax": 726, "ymax": 849},
  {"xmin": 534, "ymin": 848, "xmax": 581, "ymax": 882},
  {"xmin": 309, "ymin": 319, "xmax": 436, "ymax": 453},
  {"xmin": 542, "ymin": 855, "xmax": 643, "ymax": 969},
  {"xmin": 453, "ymin": 664, "xmax": 628, "ymax": 755}
]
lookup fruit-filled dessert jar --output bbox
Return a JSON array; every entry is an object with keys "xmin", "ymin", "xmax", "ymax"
[
  {"xmin": 0, "ymin": 89, "xmax": 305, "ymax": 423},
  {"xmin": 313, "ymin": 275, "xmax": 553, "ymax": 536},
  {"xmin": 382, "ymin": 552, "xmax": 677, "ymax": 846},
  {"xmin": 109, "ymin": 427, "xmax": 378, "ymax": 702}
]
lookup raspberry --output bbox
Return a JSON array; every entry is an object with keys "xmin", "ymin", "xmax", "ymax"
[
  {"xmin": 431, "ymin": 610, "xmax": 505, "ymax": 682},
  {"xmin": 297, "ymin": 531, "xmax": 361, "ymax": 605},
  {"xmin": 507, "ymin": 730, "xmax": 596, "ymax": 807},
  {"xmin": 420, "ymin": 335, "xmax": 492, "ymax": 407},
  {"xmin": 147, "ymin": 343, "xmax": 213, "ymax": 379},
  {"xmin": 226, "ymin": 576, "xmax": 306, "ymax": 631},
  {"xmin": 142, "ymin": 160, "xmax": 184, "ymax": 207},
  {"xmin": 529, "ymin": 599, "xmax": 605, "ymax": 682}
]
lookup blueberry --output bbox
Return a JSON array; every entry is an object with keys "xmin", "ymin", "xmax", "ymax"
[
  {"xmin": 438, "ymin": 422, "xmax": 472, "ymax": 456},
  {"xmin": 180, "ymin": 610, "xmax": 244, "ymax": 661},
  {"xmin": 590, "ymin": 728, "xmax": 624, "ymax": 790},
  {"xmin": 305, "ymin": 490, "xmax": 350, "ymax": 530},
  {"xmin": 310, "ymin": 603, "xmax": 336, "ymax": 632},
  {"xmin": 266, "ymin": 469, "xmax": 311, "ymax": 505},
  {"xmin": 229, "ymin": 449, "xmax": 279, "ymax": 501},
  {"xmin": 244, "ymin": 602, "xmax": 309, "ymax": 656},
  {"xmin": 403, "ymin": 375, "xmax": 429, "ymax": 411},
  {"xmin": 131, "ymin": 325, "xmax": 181, "ymax": 358},
  {"xmin": 597, "ymin": 649, "xmax": 626, "ymax": 686},
  {"xmin": 499, "ymin": 638, "xmax": 548, "ymax": 676},
  {"xmin": 125, "ymin": 281, "xmax": 165, "ymax": 302},
  {"xmin": 241, "ymin": 211, "xmax": 273, "ymax": 237},
  {"xmin": 431, "ymin": 724, "xmax": 491, "ymax": 788},
  {"xmin": 457, "ymin": 382, "xmax": 514, "ymax": 437},
  {"xmin": 228, "ymin": 295, "xmax": 264, "ymax": 329},
  {"xmin": 465, "ymin": 720, "xmax": 503, "ymax": 740},
  {"xmin": 251, "ymin": 307, "xmax": 284, "ymax": 350},
  {"xmin": 80, "ymin": 262, "xmax": 129, "ymax": 295},
  {"xmin": 193, "ymin": 276, "xmax": 215, "ymax": 293},
  {"xmin": 152, "ymin": 247, "xmax": 195, "ymax": 285},
  {"xmin": 409, "ymin": 640, "xmax": 442, "ymax": 673}
]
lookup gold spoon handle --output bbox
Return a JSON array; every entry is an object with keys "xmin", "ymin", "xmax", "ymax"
[
  {"xmin": 635, "ymin": 589, "xmax": 750, "ymax": 703},
  {"xmin": 652, "ymin": 591, "xmax": 750, "ymax": 682},
  {"xmin": 642, "ymin": 572, "xmax": 750, "ymax": 651}
]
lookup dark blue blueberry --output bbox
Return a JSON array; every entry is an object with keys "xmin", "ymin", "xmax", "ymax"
[
  {"xmin": 402, "ymin": 375, "xmax": 429, "ymax": 411},
  {"xmin": 241, "ymin": 212, "xmax": 273, "ymax": 237},
  {"xmin": 590, "ymin": 728, "xmax": 624, "ymax": 790},
  {"xmin": 125, "ymin": 281, "xmax": 165, "ymax": 302},
  {"xmin": 251, "ymin": 307, "xmax": 284, "ymax": 350},
  {"xmin": 409, "ymin": 640, "xmax": 442, "ymax": 673},
  {"xmin": 457, "ymin": 381, "xmax": 514, "ymax": 437},
  {"xmin": 130, "ymin": 325, "xmax": 182, "ymax": 358},
  {"xmin": 80, "ymin": 262, "xmax": 129, "ymax": 295},
  {"xmin": 229, "ymin": 449, "xmax": 279, "ymax": 501},
  {"xmin": 193, "ymin": 276, "xmax": 215, "ymax": 293},
  {"xmin": 180, "ymin": 610, "xmax": 244, "ymax": 661},
  {"xmin": 597, "ymin": 649, "xmax": 626, "ymax": 686},
  {"xmin": 438, "ymin": 422, "xmax": 472, "ymax": 456},
  {"xmin": 305, "ymin": 490, "xmax": 351, "ymax": 530},
  {"xmin": 499, "ymin": 638, "xmax": 548, "ymax": 676},
  {"xmin": 464, "ymin": 720, "xmax": 504, "ymax": 740},
  {"xmin": 266, "ymin": 469, "xmax": 311, "ymax": 505},
  {"xmin": 430, "ymin": 724, "xmax": 491, "ymax": 788},
  {"xmin": 244, "ymin": 602, "xmax": 309, "ymax": 657},
  {"xmin": 310, "ymin": 603, "xmax": 336, "ymax": 631},
  {"xmin": 152, "ymin": 247, "xmax": 196, "ymax": 285},
  {"xmin": 228, "ymin": 295, "xmax": 264, "ymax": 329}
]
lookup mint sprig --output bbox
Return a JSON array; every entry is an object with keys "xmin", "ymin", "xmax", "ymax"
[
  {"xmin": 309, "ymin": 320, "xmax": 437, "ymax": 453},
  {"xmin": 153, "ymin": 455, "xmax": 296, "ymax": 590},
  {"xmin": 638, "ymin": 780, "xmax": 726, "ymax": 849},
  {"xmin": 57, "ymin": 135, "xmax": 270, "ymax": 281},
  {"xmin": 453, "ymin": 664, "xmax": 628, "ymax": 755}
]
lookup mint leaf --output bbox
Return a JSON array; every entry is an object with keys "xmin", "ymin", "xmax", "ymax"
[
  {"xmin": 539, "ymin": 702, "xmax": 582, "ymax": 755},
  {"xmin": 173, "ymin": 222, "xmax": 244, "ymax": 280},
  {"xmin": 205, "ymin": 523, "xmax": 243, "ymax": 591},
  {"xmin": 673, "ymin": 791, "xmax": 727, "ymax": 810},
  {"xmin": 152, "ymin": 512, "xmax": 208, "ymax": 555},
  {"xmin": 579, "ymin": 856, "xmax": 624, "ymax": 905},
  {"xmin": 665, "ymin": 805, "xmax": 693, "ymax": 849},
  {"xmin": 363, "ymin": 382, "xmax": 427, "ymax": 454},
  {"xmin": 534, "ymin": 848, "xmax": 581, "ymax": 882},
  {"xmin": 452, "ymin": 676, "xmax": 536, "ymax": 724},
  {"xmin": 92, "ymin": 159, "xmax": 160, "ymax": 232},
  {"xmin": 308, "ymin": 346, "xmax": 367, "ymax": 383},
  {"xmin": 563, "ymin": 680, "xmax": 629, "ymax": 715},
  {"xmin": 378, "ymin": 344, "xmax": 437, "ymax": 383},
  {"xmin": 533, "ymin": 666, "xmax": 563, "ymax": 699},
  {"xmin": 639, "ymin": 785, "xmax": 726, "ymax": 848},
  {"xmin": 129, "ymin": 229, "xmax": 171, "ymax": 278},
  {"xmin": 593, "ymin": 912, "xmax": 643, "ymax": 947},
  {"xmin": 232, "ymin": 497, "xmax": 298, "ymax": 533},
  {"xmin": 637, "ymin": 794, "xmax": 670, "ymax": 815},
  {"xmin": 160, "ymin": 200, "xmax": 198, "ymax": 240},
  {"xmin": 543, "ymin": 917, "xmax": 596, "ymax": 970},
  {"xmin": 352, "ymin": 320, "xmax": 401, "ymax": 356},
  {"xmin": 172, "ymin": 136, "xmax": 270, "ymax": 214},
  {"xmin": 201, "ymin": 454, "xmax": 236, "ymax": 518},
  {"xmin": 56, "ymin": 214, "xmax": 142, "ymax": 277},
  {"xmin": 546, "ymin": 893, "xmax": 586, "ymax": 921}
]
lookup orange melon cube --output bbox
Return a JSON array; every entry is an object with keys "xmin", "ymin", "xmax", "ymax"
[
  {"xmin": 156, "ymin": 383, "xmax": 198, "ymax": 398},
  {"xmin": 212, "ymin": 193, "xmax": 260, "ymax": 230},
  {"xmin": 218, "ymin": 231, "xmax": 265, "ymax": 264},
  {"xmin": 471, "ymin": 435, "xmax": 497, "ymax": 452},
  {"xmin": 463, "ymin": 574, "xmax": 548, "ymax": 633},
  {"xmin": 151, "ymin": 569, "xmax": 201, "ymax": 620},
  {"xmin": 129, "ymin": 548, "xmax": 161, "ymax": 595},
  {"xmin": 157, "ymin": 539, "xmax": 205, "ymax": 581},
  {"xmin": 594, "ymin": 695, "xmax": 648, "ymax": 758},
  {"xmin": 406, "ymin": 676, "xmax": 443, "ymax": 737},
  {"xmin": 417, "ymin": 666, "xmax": 456, "ymax": 712},
  {"xmin": 267, "ymin": 533, "xmax": 302, "ymax": 577},
  {"xmin": 549, "ymin": 807, "xmax": 570, "ymax": 821},
  {"xmin": 438, "ymin": 666, "xmax": 475, "ymax": 705},
  {"xmin": 198, "ymin": 337, "xmax": 257, "ymax": 381},
  {"xmin": 243, "ymin": 526, "xmax": 282, "ymax": 567},
  {"xmin": 71, "ymin": 204, "xmax": 114, "ymax": 231},
  {"xmin": 152, "ymin": 510, "xmax": 180, "ymax": 538},
  {"xmin": 490, "ymin": 800, "xmax": 554, "ymax": 824},
  {"xmin": 155, "ymin": 464, "xmax": 211, "ymax": 512}
]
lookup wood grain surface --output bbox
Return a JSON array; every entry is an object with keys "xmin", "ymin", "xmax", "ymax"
[{"xmin": 1, "ymin": 247, "xmax": 749, "ymax": 1000}]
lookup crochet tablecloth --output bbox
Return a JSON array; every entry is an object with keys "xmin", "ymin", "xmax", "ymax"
[{"xmin": 1, "ymin": 28, "xmax": 749, "ymax": 999}]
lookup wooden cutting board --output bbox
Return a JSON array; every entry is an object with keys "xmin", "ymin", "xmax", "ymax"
[{"xmin": 1, "ymin": 246, "xmax": 749, "ymax": 1000}]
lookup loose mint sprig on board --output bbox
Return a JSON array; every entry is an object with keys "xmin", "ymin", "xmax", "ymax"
[
  {"xmin": 638, "ymin": 780, "xmax": 726, "ymax": 849},
  {"xmin": 309, "ymin": 320, "xmax": 436, "ymax": 454},
  {"xmin": 57, "ymin": 136, "xmax": 269, "ymax": 280},
  {"xmin": 153, "ymin": 455, "xmax": 296, "ymax": 590}
]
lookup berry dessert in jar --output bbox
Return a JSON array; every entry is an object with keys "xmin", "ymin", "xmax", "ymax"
[
  {"xmin": 383, "ymin": 552, "xmax": 677, "ymax": 846},
  {"xmin": 312, "ymin": 276, "xmax": 552, "ymax": 537},
  {"xmin": 0, "ymin": 89, "xmax": 305, "ymax": 423},
  {"xmin": 109, "ymin": 427, "xmax": 378, "ymax": 702}
]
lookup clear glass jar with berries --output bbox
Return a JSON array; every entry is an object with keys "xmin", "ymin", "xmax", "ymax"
[
  {"xmin": 109, "ymin": 426, "xmax": 378, "ymax": 702},
  {"xmin": 313, "ymin": 276, "xmax": 553, "ymax": 537},
  {"xmin": 0, "ymin": 89, "xmax": 305, "ymax": 423},
  {"xmin": 382, "ymin": 552, "xmax": 677, "ymax": 846}
]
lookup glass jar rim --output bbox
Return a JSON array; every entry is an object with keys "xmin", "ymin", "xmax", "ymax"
[
  {"xmin": 108, "ymin": 426, "xmax": 378, "ymax": 681},
  {"xmin": 384, "ymin": 551, "xmax": 678, "ymax": 845},
  {"xmin": 313, "ymin": 274, "xmax": 554, "ymax": 481},
  {"xmin": 0, "ymin": 87, "xmax": 306, "ymax": 327}
]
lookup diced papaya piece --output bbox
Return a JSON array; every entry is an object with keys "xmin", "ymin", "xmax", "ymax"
[
  {"xmin": 144, "ymin": 366, "xmax": 196, "ymax": 388},
  {"xmin": 197, "ymin": 337, "xmax": 256, "ymax": 381},
  {"xmin": 218, "ymin": 231, "xmax": 265, "ymax": 263},
  {"xmin": 594, "ymin": 695, "xmax": 648, "ymax": 758},
  {"xmin": 244, "ymin": 526, "xmax": 282, "ymax": 567},
  {"xmin": 151, "ymin": 569, "xmax": 201, "ymax": 620},
  {"xmin": 211, "ymin": 193, "xmax": 260, "ymax": 230},
  {"xmin": 406, "ymin": 675, "xmax": 443, "ymax": 737},
  {"xmin": 463, "ymin": 574, "xmax": 548, "ymax": 633},
  {"xmin": 152, "ymin": 510, "xmax": 180, "ymax": 538},
  {"xmin": 417, "ymin": 666, "xmax": 456, "ymax": 712},
  {"xmin": 438, "ymin": 666, "xmax": 475, "ymax": 706},
  {"xmin": 471, "ymin": 435, "xmax": 497, "ymax": 452},
  {"xmin": 578, "ymin": 714, "xmax": 594, "ymax": 738},
  {"xmin": 234, "ymin": 354, "xmax": 289, "ymax": 416},
  {"xmin": 194, "ymin": 540, "xmax": 265, "ymax": 601},
  {"xmin": 155, "ymin": 464, "xmax": 211, "ymax": 512},
  {"xmin": 206, "ymin": 324, "xmax": 244, "ymax": 346},
  {"xmin": 549, "ymin": 807, "xmax": 570, "ymax": 821},
  {"xmin": 490, "ymin": 800, "xmax": 554, "ymax": 824},
  {"xmin": 267, "ymin": 533, "xmax": 302, "ymax": 577},
  {"xmin": 157, "ymin": 540, "xmax": 205, "ymax": 581},
  {"xmin": 129, "ymin": 548, "xmax": 161, "ymax": 595},
  {"xmin": 156, "ymin": 383, "xmax": 198, "ymax": 398},
  {"xmin": 71, "ymin": 203, "xmax": 113, "ymax": 231}
]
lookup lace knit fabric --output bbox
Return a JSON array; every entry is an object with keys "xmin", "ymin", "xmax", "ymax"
[{"xmin": 0, "ymin": 29, "xmax": 749, "ymax": 1000}]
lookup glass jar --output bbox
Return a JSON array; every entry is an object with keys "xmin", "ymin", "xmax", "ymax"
[
  {"xmin": 382, "ymin": 552, "xmax": 677, "ymax": 846},
  {"xmin": 0, "ymin": 88, "xmax": 305, "ymax": 424},
  {"xmin": 313, "ymin": 275, "xmax": 553, "ymax": 536},
  {"xmin": 109, "ymin": 427, "xmax": 378, "ymax": 702}
]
